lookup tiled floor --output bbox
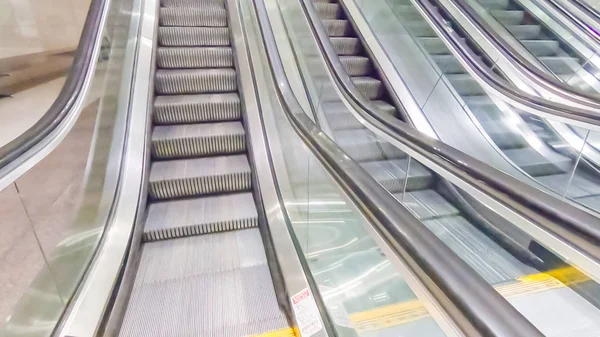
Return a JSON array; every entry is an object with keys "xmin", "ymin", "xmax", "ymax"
[{"xmin": 0, "ymin": 77, "xmax": 65, "ymax": 147}]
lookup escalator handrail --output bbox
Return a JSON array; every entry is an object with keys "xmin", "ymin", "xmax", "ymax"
[
  {"xmin": 416, "ymin": 0, "xmax": 600, "ymax": 131},
  {"xmin": 444, "ymin": 0, "xmax": 600, "ymax": 109},
  {"xmin": 543, "ymin": 0, "xmax": 600, "ymax": 48},
  {"xmin": 254, "ymin": 0, "xmax": 546, "ymax": 336},
  {"xmin": 0, "ymin": 0, "xmax": 107, "ymax": 170},
  {"xmin": 301, "ymin": 0, "xmax": 600, "ymax": 256}
]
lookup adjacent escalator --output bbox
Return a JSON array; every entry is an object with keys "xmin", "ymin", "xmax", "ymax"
[{"xmin": 118, "ymin": 1, "xmax": 291, "ymax": 335}]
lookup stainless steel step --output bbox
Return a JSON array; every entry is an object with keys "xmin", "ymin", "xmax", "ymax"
[
  {"xmin": 361, "ymin": 159, "xmax": 433, "ymax": 193},
  {"xmin": 538, "ymin": 56, "xmax": 581, "ymax": 75},
  {"xmin": 322, "ymin": 19, "xmax": 351, "ymax": 36},
  {"xmin": 157, "ymin": 47, "xmax": 233, "ymax": 68},
  {"xmin": 489, "ymin": 10, "xmax": 524, "ymax": 25},
  {"xmin": 324, "ymin": 100, "xmax": 396, "ymax": 130},
  {"xmin": 476, "ymin": 0, "xmax": 509, "ymax": 10},
  {"xmin": 160, "ymin": 0, "xmax": 224, "ymax": 7},
  {"xmin": 352, "ymin": 76, "xmax": 384, "ymax": 100},
  {"xmin": 479, "ymin": 120, "xmax": 527, "ymax": 149},
  {"xmin": 144, "ymin": 192, "xmax": 258, "ymax": 241},
  {"xmin": 119, "ymin": 229, "xmax": 289, "ymax": 337},
  {"xmin": 159, "ymin": 7, "xmax": 227, "ymax": 27},
  {"xmin": 397, "ymin": 189, "xmax": 459, "ymax": 220},
  {"xmin": 418, "ymin": 37, "xmax": 450, "ymax": 55},
  {"xmin": 463, "ymin": 95, "xmax": 504, "ymax": 121},
  {"xmin": 537, "ymin": 173, "xmax": 600, "ymax": 199},
  {"xmin": 155, "ymin": 68, "xmax": 236, "ymax": 95},
  {"xmin": 431, "ymin": 54, "xmax": 465, "ymax": 74},
  {"xmin": 151, "ymin": 121, "xmax": 246, "ymax": 159},
  {"xmin": 334, "ymin": 129, "xmax": 405, "ymax": 162},
  {"xmin": 314, "ymin": 2, "xmax": 342, "ymax": 19},
  {"xmin": 405, "ymin": 20, "xmax": 437, "ymax": 38},
  {"xmin": 340, "ymin": 56, "xmax": 372, "ymax": 76},
  {"xmin": 505, "ymin": 25, "xmax": 542, "ymax": 40},
  {"xmin": 424, "ymin": 215, "xmax": 535, "ymax": 285},
  {"xmin": 520, "ymin": 40, "xmax": 560, "ymax": 57},
  {"xmin": 158, "ymin": 27, "xmax": 230, "ymax": 47},
  {"xmin": 446, "ymin": 74, "xmax": 486, "ymax": 96},
  {"xmin": 330, "ymin": 37, "xmax": 361, "ymax": 55},
  {"xmin": 503, "ymin": 147, "xmax": 568, "ymax": 176},
  {"xmin": 148, "ymin": 154, "xmax": 251, "ymax": 199},
  {"xmin": 154, "ymin": 93, "xmax": 241, "ymax": 124}
]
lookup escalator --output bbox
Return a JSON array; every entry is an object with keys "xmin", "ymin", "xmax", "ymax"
[
  {"xmin": 118, "ymin": 1, "xmax": 291, "ymax": 334},
  {"xmin": 312, "ymin": 0, "xmax": 600, "ymax": 209},
  {"xmin": 300, "ymin": 0, "xmax": 600, "ymax": 334}
]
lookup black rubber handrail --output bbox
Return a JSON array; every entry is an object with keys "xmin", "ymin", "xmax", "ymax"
[
  {"xmin": 545, "ymin": 0, "xmax": 600, "ymax": 47},
  {"xmin": 0, "ymin": 0, "xmax": 107, "ymax": 169},
  {"xmin": 254, "ymin": 0, "xmax": 546, "ymax": 336},
  {"xmin": 446, "ymin": 0, "xmax": 600, "ymax": 109},
  {"xmin": 300, "ymin": 0, "xmax": 600, "ymax": 259}
]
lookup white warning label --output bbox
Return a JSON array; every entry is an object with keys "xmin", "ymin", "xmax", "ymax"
[{"xmin": 291, "ymin": 288, "xmax": 323, "ymax": 337}]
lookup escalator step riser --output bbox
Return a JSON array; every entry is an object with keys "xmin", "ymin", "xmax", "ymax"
[
  {"xmin": 418, "ymin": 37, "xmax": 449, "ymax": 55},
  {"xmin": 151, "ymin": 134, "xmax": 246, "ymax": 159},
  {"xmin": 330, "ymin": 37, "xmax": 361, "ymax": 55},
  {"xmin": 157, "ymin": 47, "xmax": 233, "ymax": 68},
  {"xmin": 158, "ymin": 27, "xmax": 230, "ymax": 47},
  {"xmin": 520, "ymin": 40, "xmax": 560, "ymax": 57},
  {"xmin": 314, "ymin": 3, "xmax": 342, "ymax": 20},
  {"xmin": 352, "ymin": 77, "xmax": 384, "ymax": 100},
  {"xmin": 155, "ymin": 69, "xmax": 237, "ymax": 94},
  {"xmin": 159, "ymin": 7, "xmax": 227, "ymax": 27},
  {"xmin": 340, "ymin": 56, "xmax": 371, "ymax": 76},
  {"xmin": 149, "ymin": 172, "xmax": 251, "ymax": 199},
  {"xmin": 505, "ymin": 25, "xmax": 541, "ymax": 40},
  {"xmin": 160, "ymin": 0, "xmax": 224, "ymax": 7},
  {"xmin": 476, "ymin": 0, "xmax": 509, "ymax": 10},
  {"xmin": 322, "ymin": 20, "xmax": 351, "ymax": 37},
  {"xmin": 490, "ymin": 10, "xmax": 524, "ymax": 25},
  {"xmin": 143, "ymin": 218, "xmax": 258, "ymax": 242},
  {"xmin": 154, "ymin": 94, "xmax": 241, "ymax": 124}
]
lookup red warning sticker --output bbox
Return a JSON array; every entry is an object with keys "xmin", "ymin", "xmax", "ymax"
[{"xmin": 291, "ymin": 288, "xmax": 323, "ymax": 337}]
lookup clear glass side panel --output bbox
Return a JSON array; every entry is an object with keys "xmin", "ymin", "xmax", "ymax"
[
  {"xmin": 0, "ymin": 0, "xmax": 138, "ymax": 335},
  {"xmin": 266, "ymin": 0, "xmax": 600, "ymax": 334},
  {"xmin": 0, "ymin": 0, "xmax": 93, "ymax": 145},
  {"xmin": 242, "ymin": 1, "xmax": 454, "ymax": 336}
]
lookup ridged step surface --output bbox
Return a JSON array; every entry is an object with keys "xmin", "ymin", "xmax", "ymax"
[
  {"xmin": 352, "ymin": 77, "xmax": 384, "ymax": 100},
  {"xmin": 154, "ymin": 93, "xmax": 241, "ymax": 124},
  {"xmin": 334, "ymin": 129, "xmax": 405, "ymax": 162},
  {"xmin": 322, "ymin": 19, "xmax": 351, "ymax": 36},
  {"xmin": 330, "ymin": 37, "xmax": 361, "ymax": 55},
  {"xmin": 159, "ymin": 7, "xmax": 227, "ymax": 26},
  {"xmin": 340, "ymin": 56, "xmax": 371, "ymax": 76},
  {"xmin": 158, "ymin": 27, "xmax": 230, "ymax": 46},
  {"xmin": 361, "ymin": 159, "xmax": 433, "ymax": 193},
  {"xmin": 446, "ymin": 74, "xmax": 485, "ymax": 96},
  {"xmin": 157, "ymin": 47, "xmax": 233, "ymax": 68},
  {"xmin": 155, "ymin": 68, "xmax": 236, "ymax": 95},
  {"xmin": 149, "ymin": 155, "xmax": 251, "ymax": 199},
  {"xmin": 160, "ymin": 0, "xmax": 224, "ymax": 7},
  {"xmin": 397, "ymin": 189, "xmax": 459, "ymax": 220},
  {"xmin": 315, "ymin": 3, "xmax": 341, "ymax": 19},
  {"xmin": 144, "ymin": 193, "xmax": 258, "ymax": 241}
]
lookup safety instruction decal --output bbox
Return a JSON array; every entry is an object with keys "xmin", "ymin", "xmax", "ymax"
[{"xmin": 291, "ymin": 288, "xmax": 323, "ymax": 337}]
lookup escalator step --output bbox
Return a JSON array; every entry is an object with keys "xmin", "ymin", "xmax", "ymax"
[
  {"xmin": 395, "ymin": 189, "xmax": 459, "ymax": 220},
  {"xmin": 445, "ymin": 74, "xmax": 485, "ymax": 96},
  {"xmin": 503, "ymin": 147, "xmax": 568, "ymax": 176},
  {"xmin": 314, "ymin": 3, "xmax": 342, "ymax": 20},
  {"xmin": 143, "ymin": 193, "xmax": 258, "ymax": 241},
  {"xmin": 361, "ymin": 159, "xmax": 433, "ymax": 193},
  {"xmin": 431, "ymin": 55, "xmax": 465, "ymax": 74},
  {"xmin": 352, "ymin": 76, "xmax": 384, "ymax": 100},
  {"xmin": 476, "ymin": 0, "xmax": 509, "ymax": 10},
  {"xmin": 330, "ymin": 37, "xmax": 361, "ymax": 55},
  {"xmin": 154, "ymin": 93, "xmax": 241, "ymax": 124},
  {"xmin": 418, "ymin": 37, "xmax": 449, "ymax": 55},
  {"xmin": 489, "ymin": 10, "xmax": 524, "ymax": 25},
  {"xmin": 159, "ymin": 7, "xmax": 227, "ymax": 27},
  {"xmin": 158, "ymin": 27, "xmax": 230, "ymax": 47},
  {"xmin": 151, "ymin": 121, "xmax": 246, "ymax": 159},
  {"xmin": 155, "ymin": 68, "xmax": 236, "ymax": 94},
  {"xmin": 322, "ymin": 19, "xmax": 351, "ymax": 36},
  {"xmin": 160, "ymin": 0, "xmax": 224, "ymax": 7},
  {"xmin": 334, "ymin": 129, "xmax": 405, "ymax": 162},
  {"xmin": 149, "ymin": 154, "xmax": 251, "ymax": 199},
  {"xmin": 157, "ymin": 47, "xmax": 233, "ymax": 68},
  {"xmin": 404, "ymin": 21, "xmax": 437, "ymax": 38},
  {"xmin": 324, "ymin": 100, "xmax": 396, "ymax": 130},
  {"xmin": 538, "ymin": 56, "xmax": 581, "ymax": 75},
  {"xmin": 340, "ymin": 56, "xmax": 372, "ymax": 76},
  {"xmin": 505, "ymin": 25, "xmax": 541, "ymax": 39},
  {"xmin": 520, "ymin": 40, "xmax": 560, "ymax": 57}
]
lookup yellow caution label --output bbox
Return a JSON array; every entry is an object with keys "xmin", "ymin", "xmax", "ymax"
[
  {"xmin": 253, "ymin": 327, "xmax": 297, "ymax": 337},
  {"xmin": 350, "ymin": 300, "xmax": 429, "ymax": 332}
]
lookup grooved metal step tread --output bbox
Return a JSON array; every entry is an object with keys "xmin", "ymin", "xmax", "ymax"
[
  {"xmin": 538, "ymin": 56, "xmax": 581, "ymax": 75},
  {"xmin": 351, "ymin": 76, "xmax": 384, "ymax": 100},
  {"xmin": 340, "ymin": 56, "xmax": 371, "ymax": 76},
  {"xmin": 152, "ymin": 121, "xmax": 246, "ymax": 158},
  {"xmin": 160, "ymin": 0, "xmax": 224, "ymax": 7},
  {"xmin": 314, "ymin": 2, "xmax": 341, "ymax": 19},
  {"xmin": 476, "ymin": 0, "xmax": 509, "ymax": 10},
  {"xmin": 324, "ymin": 100, "xmax": 396, "ymax": 130},
  {"xmin": 330, "ymin": 37, "xmax": 361, "ymax": 55},
  {"xmin": 119, "ymin": 229, "xmax": 289, "ymax": 337},
  {"xmin": 361, "ymin": 159, "xmax": 432, "ymax": 193},
  {"xmin": 144, "ymin": 193, "xmax": 258, "ymax": 241},
  {"xmin": 404, "ymin": 20, "xmax": 437, "ymax": 38},
  {"xmin": 489, "ymin": 10, "xmax": 524, "ymax": 25},
  {"xmin": 158, "ymin": 27, "xmax": 230, "ymax": 47},
  {"xmin": 155, "ymin": 68, "xmax": 236, "ymax": 95},
  {"xmin": 520, "ymin": 40, "xmax": 560, "ymax": 57},
  {"xmin": 445, "ymin": 73, "xmax": 485, "ymax": 96},
  {"xmin": 423, "ymin": 215, "xmax": 534, "ymax": 285},
  {"xmin": 431, "ymin": 54, "xmax": 465, "ymax": 74},
  {"xmin": 396, "ymin": 189, "xmax": 459, "ymax": 220},
  {"xmin": 479, "ymin": 120, "xmax": 527, "ymax": 149},
  {"xmin": 537, "ymin": 173, "xmax": 600, "ymax": 199},
  {"xmin": 149, "ymin": 154, "xmax": 251, "ymax": 199},
  {"xmin": 334, "ymin": 129, "xmax": 406, "ymax": 162},
  {"xmin": 503, "ymin": 147, "xmax": 568, "ymax": 176},
  {"xmin": 505, "ymin": 25, "xmax": 541, "ymax": 40},
  {"xmin": 322, "ymin": 19, "xmax": 351, "ymax": 36},
  {"xmin": 159, "ymin": 7, "xmax": 227, "ymax": 27},
  {"xmin": 418, "ymin": 37, "xmax": 450, "ymax": 55},
  {"xmin": 157, "ymin": 47, "xmax": 233, "ymax": 68},
  {"xmin": 154, "ymin": 93, "xmax": 241, "ymax": 124}
]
